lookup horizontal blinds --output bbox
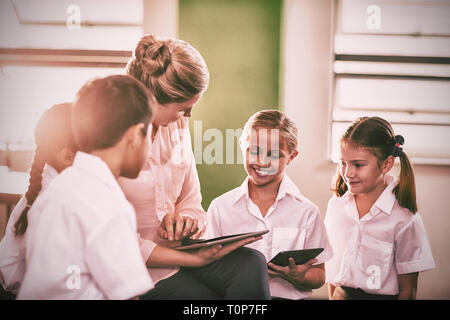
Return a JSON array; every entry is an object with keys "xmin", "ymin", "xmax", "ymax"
[{"xmin": 330, "ymin": 0, "xmax": 450, "ymax": 165}]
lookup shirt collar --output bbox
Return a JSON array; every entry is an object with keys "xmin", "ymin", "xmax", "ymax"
[
  {"xmin": 276, "ymin": 174, "xmax": 303, "ymax": 202},
  {"xmin": 372, "ymin": 175, "xmax": 398, "ymax": 215},
  {"xmin": 72, "ymin": 151, "xmax": 120, "ymax": 192},
  {"xmin": 232, "ymin": 177, "xmax": 250, "ymax": 205},
  {"xmin": 342, "ymin": 174, "xmax": 398, "ymax": 216},
  {"xmin": 42, "ymin": 164, "xmax": 59, "ymax": 190},
  {"xmin": 231, "ymin": 174, "xmax": 303, "ymax": 205}
]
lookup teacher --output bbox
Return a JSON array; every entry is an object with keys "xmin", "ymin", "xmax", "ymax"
[{"xmin": 118, "ymin": 34, "xmax": 270, "ymax": 299}]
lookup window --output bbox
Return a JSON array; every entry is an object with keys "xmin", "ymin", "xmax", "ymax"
[
  {"xmin": 329, "ymin": 0, "xmax": 450, "ymax": 165},
  {"xmin": 2, "ymin": 0, "xmax": 143, "ymax": 50},
  {"xmin": 0, "ymin": 0, "xmax": 144, "ymax": 164},
  {"xmin": 0, "ymin": 0, "xmax": 144, "ymax": 200}
]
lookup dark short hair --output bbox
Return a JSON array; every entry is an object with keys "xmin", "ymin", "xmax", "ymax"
[{"xmin": 72, "ymin": 75, "xmax": 153, "ymax": 152}]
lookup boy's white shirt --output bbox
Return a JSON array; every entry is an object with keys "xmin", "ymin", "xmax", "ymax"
[
  {"xmin": 17, "ymin": 152, "xmax": 154, "ymax": 300},
  {"xmin": 204, "ymin": 174, "xmax": 333, "ymax": 300},
  {"xmin": 118, "ymin": 117, "xmax": 206, "ymax": 284},
  {"xmin": 0, "ymin": 165, "xmax": 58, "ymax": 294},
  {"xmin": 324, "ymin": 174, "xmax": 435, "ymax": 295}
]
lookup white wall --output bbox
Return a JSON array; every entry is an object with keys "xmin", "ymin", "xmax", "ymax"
[
  {"xmin": 143, "ymin": 0, "xmax": 178, "ymax": 37},
  {"xmin": 281, "ymin": 0, "xmax": 450, "ymax": 299}
]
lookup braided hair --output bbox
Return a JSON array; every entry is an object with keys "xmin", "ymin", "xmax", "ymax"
[{"xmin": 14, "ymin": 103, "xmax": 77, "ymax": 236}]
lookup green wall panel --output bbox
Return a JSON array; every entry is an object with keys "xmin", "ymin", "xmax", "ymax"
[{"xmin": 179, "ymin": 0, "xmax": 281, "ymax": 210}]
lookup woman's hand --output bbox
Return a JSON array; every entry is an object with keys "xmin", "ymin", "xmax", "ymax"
[
  {"xmin": 267, "ymin": 258, "xmax": 325, "ymax": 290},
  {"xmin": 158, "ymin": 212, "xmax": 198, "ymax": 241},
  {"xmin": 147, "ymin": 236, "xmax": 262, "ymax": 268}
]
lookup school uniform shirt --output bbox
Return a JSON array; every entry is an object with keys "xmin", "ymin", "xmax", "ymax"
[
  {"xmin": 17, "ymin": 152, "xmax": 154, "ymax": 300},
  {"xmin": 204, "ymin": 174, "xmax": 333, "ymax": 300},
  {"xmin": 0, "ymin": 165, "xmax": 58, "ymax": 294},
  {"xmin": 118, "ymin": 117, "xmax": 207, "ymax": 284},
  {"xmin": 324, "ymin": 175, "xmax": 435, "ymax": 295}
]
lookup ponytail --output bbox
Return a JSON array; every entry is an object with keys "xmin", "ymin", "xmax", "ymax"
[
  {"xmin": 14, "ymin": 146, "xmax": 46, "ymax": 236},
  {"xmin": 393, "ymin": 151, "xmax": 417, "ymax": 213}
]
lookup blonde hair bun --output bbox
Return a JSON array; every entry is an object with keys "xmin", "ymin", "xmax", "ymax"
[
  {"xmin": 128, "ymin": 34, "xmax": 209, "ymax": 104},
  {"xmin": 135, "ymin": 35, "xmax": 172, "ymax": 77}
]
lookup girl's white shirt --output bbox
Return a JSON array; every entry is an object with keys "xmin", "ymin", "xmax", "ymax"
[
  {"xmin": 324, "ymin": 174, "xmax": 435, "ymax": 295},
  {"xmin": 0, "ymin": 164, "xmax": 58, "ymax": 294},
  {"xmin": 204, "ymin": 174, "xmax": 333, "ymax": 300}
]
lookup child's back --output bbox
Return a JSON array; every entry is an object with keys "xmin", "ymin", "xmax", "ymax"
[
  {"xmin": 17, "ymin": 74, "xmax": 154, "ymax": 299},
  {"xmin": 19, "ymin": 152, "xmax": 151, "ymax": 299}
]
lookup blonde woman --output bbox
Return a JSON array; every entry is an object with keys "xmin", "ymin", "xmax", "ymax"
[{"xmin": 119, "ymin": 35, "xmax": 270, "ymax": 299}]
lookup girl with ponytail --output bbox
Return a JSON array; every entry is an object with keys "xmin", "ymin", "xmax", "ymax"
[
  {"xmin": 0, "ymin": 103, "xmax": 77, "ymax": 297},
  {"xmin": 324, "ymin": 116, "xmax": 435, "ymax": 300}
]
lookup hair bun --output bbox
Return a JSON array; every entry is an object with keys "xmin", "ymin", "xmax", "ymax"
[{"xmin": 135, "ymin": 35, "xmax": 172, "ymax": 77}]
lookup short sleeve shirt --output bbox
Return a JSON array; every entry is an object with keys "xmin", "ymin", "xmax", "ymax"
[
  {"xmin": 324, "ymin": 175, "xmax": 435, "ymax": 295},
  {"xmin": 17, "ymin": 152, "xmax": 154, "ymax": 299},
  {"xmin": 205, "ymin": 175, "xmax": 333, "ymax": 300}
]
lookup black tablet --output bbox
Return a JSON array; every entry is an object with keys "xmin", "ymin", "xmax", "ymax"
[
  {"xmin": 269, "ymin": 248, "xmax": 324, "ymax": 267},
  {"xmin": 172, "ymin": 230, "xmax": 269, "ymax": 251}
]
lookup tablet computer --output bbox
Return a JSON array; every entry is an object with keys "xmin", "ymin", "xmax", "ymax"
[
  {"xmin": 269, "ymin": 248, "xmax": 324, "ymax": 267},
  {"xmin": 172, "ymin": 230, "xmax": 269, "ymax": 251}
]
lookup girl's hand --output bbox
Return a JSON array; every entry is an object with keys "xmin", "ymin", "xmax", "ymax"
[
  {"xmin": 330, "ymin": 285, "xmax": 348, "ymax": 300},
  {"xmin": 397, "ymin": 272, "xmax": 418, "ymax": 300},
  {"xmin": 267, "ymin": 258, "xmax": 317, "ymax": 290},
  {"xmin": 189, "ymin": 236, "xmax": 262, "ymax": 266}
]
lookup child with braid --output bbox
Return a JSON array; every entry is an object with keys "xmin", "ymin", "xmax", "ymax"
[{"xmin": 0, "ymin": 103, "xmax": 78, "ymax": 298}]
